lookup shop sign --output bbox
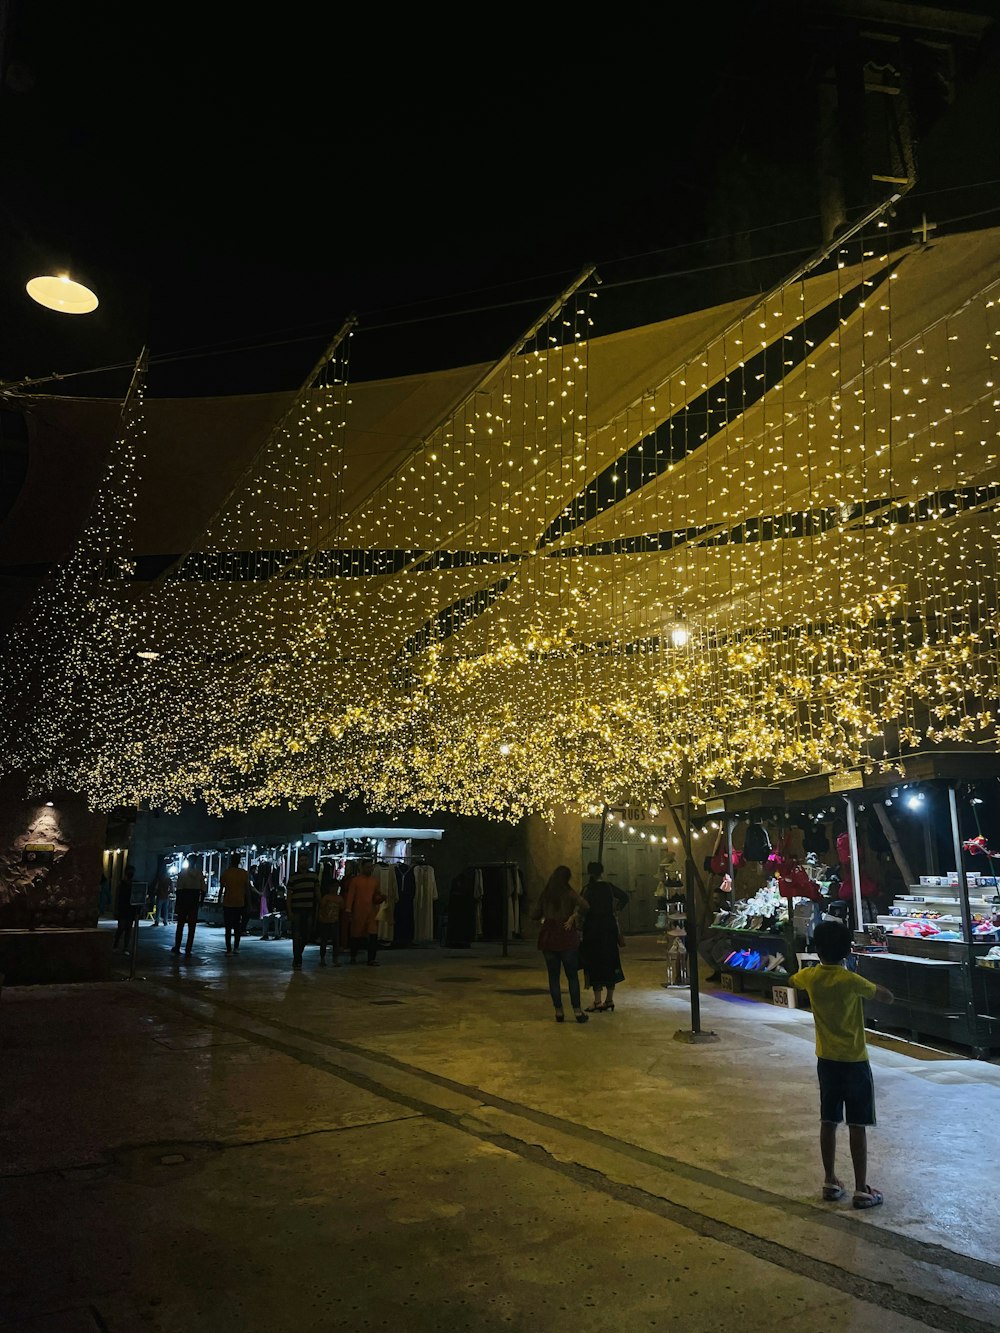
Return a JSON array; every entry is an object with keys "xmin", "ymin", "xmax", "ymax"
[
  {"xmin": 705, "ymin": 798, "xmax": 727, "ymax": 815},
  {"xmin": 828, "ymin": 771, "xmax": 862, "ymax": 793},
  {"xmin": 22, "ymin": 842, "xmax": 55, "ymax": 866}
]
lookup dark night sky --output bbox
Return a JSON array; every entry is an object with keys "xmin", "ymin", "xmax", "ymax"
[{"xmin": 0, "ymin": 2, "xmax": 814, "ymax": 399}]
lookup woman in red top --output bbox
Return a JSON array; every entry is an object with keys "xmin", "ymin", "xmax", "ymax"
[{"xmin": 533, "ymin": 866, "xmax": 590, "ymax": 1024}]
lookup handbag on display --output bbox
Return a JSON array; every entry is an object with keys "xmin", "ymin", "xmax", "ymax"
[
  {"xmin": 742, "ymin": 822, "xmax": 772, "ymax": 862},
  {"xmin": 706, "ymin": 828, "xmax": 732, "ymax": 877}
]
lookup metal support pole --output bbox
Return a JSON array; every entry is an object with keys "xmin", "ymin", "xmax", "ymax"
[
  {"xmin": 502, "ymin": 865, "xmax": 510, "ymax": 958},
  {"xmin": 948, "ymin": 784, "xmax": 975, "ymax": 945},
  {"xmin": 597, "ymin": 803, "xmax": 609, "ymax": 869},
  {"xmin": 128, "ymin": 910, "xmax": 139, "ymax": 981},
  {"xmin": 947, "ymin": 782, "xmax": 982, "ymax": 1046},
  {"xmin": 674, "ymin": 752, "xmax": 719, "ymax": 1044},
  {"xmin": 844, "ymin": 794, "xmax": 864, "ymax": 937}
]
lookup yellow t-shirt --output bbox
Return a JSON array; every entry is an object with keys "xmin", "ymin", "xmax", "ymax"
[{"xmin": 789, "ymin": 962, "xmax": 878, "ymax": 1062}]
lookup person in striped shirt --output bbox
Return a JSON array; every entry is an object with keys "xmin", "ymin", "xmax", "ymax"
[{"xmin": 287, "ymin": 853, "xmax": 320, "ymax": 970}]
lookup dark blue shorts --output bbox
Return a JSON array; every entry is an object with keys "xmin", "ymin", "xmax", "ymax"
[{"xmin": 817, "ymin": 1058, "xmax": 876, "ymax": 1126}]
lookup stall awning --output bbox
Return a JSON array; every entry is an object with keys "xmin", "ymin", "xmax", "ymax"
[{"xmin": 305, "ymin": 827, "xmax": 444, "ymax": 842}]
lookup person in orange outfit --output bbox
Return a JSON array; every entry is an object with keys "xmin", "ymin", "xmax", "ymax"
[{"xmin": 344, "ymin": 859, "xmax": 385, "ymax": 966}]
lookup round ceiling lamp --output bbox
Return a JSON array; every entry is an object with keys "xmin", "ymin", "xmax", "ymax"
[{"xmin": 26, "ymin": 273, "xmax": 99, "ymax": 314}]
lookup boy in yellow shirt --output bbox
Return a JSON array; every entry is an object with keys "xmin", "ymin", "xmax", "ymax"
[{"xmin": 790, "ymin": 919, "xmax": 894, "ymax": 1210}]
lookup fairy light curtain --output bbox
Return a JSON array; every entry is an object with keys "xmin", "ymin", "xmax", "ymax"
[
  {"xmin": 3, "ymin": 208, "xmax": 1000, "ymax": 821},
  {"xmin": 0, "ymin": 352, "xmax": 149, "ymax": 791}
]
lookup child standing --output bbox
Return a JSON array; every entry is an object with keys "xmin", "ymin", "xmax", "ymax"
[
  {"xmin": 317, "ymin": 878, "xmax": 343, "ymax": 966},
  {"xmin": 789, "ymin": 919, "xmax": 894, "ymax": 1209}
]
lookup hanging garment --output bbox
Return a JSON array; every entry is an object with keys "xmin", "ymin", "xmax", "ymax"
[
  {"xmin": 479, "ymin": 866, "xmax": 510, "ymax": 939},
  {"xmin": 505, "ymin": 865, "xmax": 523, "ymax": 935},
  {"xmin": 412, "ymin": 863, "xmax": 438, "ymax": 943},
  {"xmin": 445, "ymin": 868, "xmax": 477, "ymax": 947},
  {"xmin": 375, "ymin": 863, "xmax": 399, "ymax": 943},
  {"xmin": 395, "ymin": 867, "xmax": 416, "ymax": 943}
]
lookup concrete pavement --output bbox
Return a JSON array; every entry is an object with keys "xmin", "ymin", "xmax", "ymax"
[{"xmin": 2, "ymin": 919, "xmax": 999, "ymax": 1332}]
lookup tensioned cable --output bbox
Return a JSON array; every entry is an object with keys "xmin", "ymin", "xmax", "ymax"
[{"xmin": 7, "ymin": 198, "xmax": 964, "ymax": 397}]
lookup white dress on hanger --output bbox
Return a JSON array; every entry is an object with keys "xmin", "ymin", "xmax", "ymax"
[
  {"xmin": 412, "ymin": 863, "xmax": 438, "ymax": 943},
  {"xmin": 505, "ymin": 865, "xmax": 523, "ymax": 934}
]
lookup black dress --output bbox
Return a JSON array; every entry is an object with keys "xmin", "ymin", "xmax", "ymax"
[{"xmin": 580, "ymin": 880, "xmax": 627, "ymax": 988}]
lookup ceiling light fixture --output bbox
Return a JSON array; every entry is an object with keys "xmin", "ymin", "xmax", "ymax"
[{"xmin": 26, "ymin": 273, "xmax": 99, "ymax": 315}]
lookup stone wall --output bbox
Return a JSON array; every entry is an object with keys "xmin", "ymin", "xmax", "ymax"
[{"xmin": 0, "ymin": 780, "xmax": 106, "ymax": 930}]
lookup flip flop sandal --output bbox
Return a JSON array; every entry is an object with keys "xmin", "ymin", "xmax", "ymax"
[
  {"xmin": 822, "ymin": 1182, "xmax": 846, "ymax": 1201},
  {"xmin": 852, "ymin": 1187, "xmax": 883, "ymax": 1209}
]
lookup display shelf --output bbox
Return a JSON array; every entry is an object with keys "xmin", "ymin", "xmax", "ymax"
[
  {"xmin": 867, "ymin": 950, "xmax": 961, "ymax": 966},
  {"xmin": 709, "ymin": 925, "xmax": 787, "ymax": 937},
  {"xmin": 898, "ymin": 888, "xmax": 997, "ymax": 908},
  {"xmin": 877, "ymin": 879, "xmax": 999, "ymax": 950}
]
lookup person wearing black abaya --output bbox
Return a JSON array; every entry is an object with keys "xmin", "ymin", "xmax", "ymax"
[{"xmin": 580, "ymin": 861, "xmax": 628, "ymax": 1012}]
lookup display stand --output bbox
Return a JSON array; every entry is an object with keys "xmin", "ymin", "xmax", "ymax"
[
  {"xmin": 785, "ymin": 752, "xmax": 1000, "ymax": 1058},
  {"xmin": 696, "ymin": 786, "xmax": 799, "ymax": 1000}
]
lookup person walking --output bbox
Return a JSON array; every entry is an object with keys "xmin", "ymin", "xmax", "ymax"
[
  {"xmin": 789, "ymin": 919, "xmax": 894, "ymax": 1209},
  {"xmin": 220, "ymin": 852, "xmax": 250, "ymax": 954},
  {"xmin": 533, "ymin": 866, "xmax": 590, "ymax": 1024},
  {"xmin": 580, "ymin": 860, "xmax": 628, "ymax": 1012},
  {"xmin": 113, "ymin": 865, "xmax": 138, "ymax": 953},
  {"xmin": 99, "ymin": 870, "xmax": 112, "ymax": 918},
  {"xmin": 287, "ymin": 852, "xmax": 320, "ymax": 970},
  {"xmin": 316, "ymin": 873, "xmax": 343, "ymax": 966},
  {"xmin": 152, "ymin": 864, "xmax": 173, "ymax": 927},
  {"xmin": 171, "ymin": 857, "xmax": 207, "ymax": 958},
  {"xmin": 344, "ymin": 859, "xmax": 385, "ymax": 965}
]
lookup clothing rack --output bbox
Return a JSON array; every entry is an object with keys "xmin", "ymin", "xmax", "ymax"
[{"xmin": 468, "ymin": 861, "xmax": 524, "ymax": 956}]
